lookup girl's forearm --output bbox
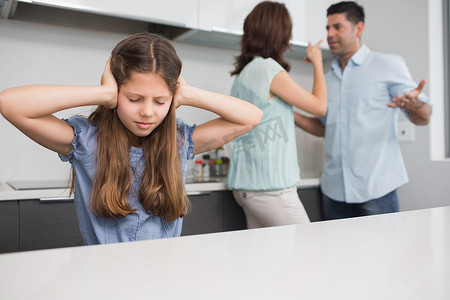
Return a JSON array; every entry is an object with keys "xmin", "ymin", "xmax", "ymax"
[
  {"xmin": 180, "ymin": 85, "xmax": 263, "ymax": 127},
  {"xmin": 0, "ymin": 85, "xmax": 115, "ymax": 120}
]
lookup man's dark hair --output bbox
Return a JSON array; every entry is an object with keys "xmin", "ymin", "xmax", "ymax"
[{"xmin": 327, "ymin": 1, "xmax": 365, "ymax": 25}]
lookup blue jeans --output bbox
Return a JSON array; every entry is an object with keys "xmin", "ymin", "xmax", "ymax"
[{"xmin": 322, "ymin": 190, "xmax": 399, "ymax": 220}]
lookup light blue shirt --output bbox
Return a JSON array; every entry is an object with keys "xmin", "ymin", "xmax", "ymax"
[
  {"xmin": 59, "ymin": 116, "xmax": 195, "ymax": 245},
  {"xmin": 321, "ymin": 45, "xmax": 430, "ymax": 203},
  {"xmin": 227, "ymin": 57, "xmax": 300, "ymax": 191}
]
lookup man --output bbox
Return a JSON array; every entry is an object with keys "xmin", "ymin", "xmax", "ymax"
[{"xmin": 295, "ymin": 1, "xmax": 432, "ymax": 220}]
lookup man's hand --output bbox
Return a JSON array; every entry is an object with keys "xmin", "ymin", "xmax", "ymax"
[
  {"xmin": 387, "ymin": 79, "xmax": 426, "ymax": 111},
  {"xmin": 388, "ymin": 79, "xmax": 431, "ymax": 125}
]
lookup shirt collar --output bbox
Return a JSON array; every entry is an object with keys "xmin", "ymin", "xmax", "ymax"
[
  {"xmin": 350, "ymin": 44, "xmax": 370, "ymax": 66},
  {"xmin": 331, "ymin": 45, "xmax": 370, "ymax": 75}
]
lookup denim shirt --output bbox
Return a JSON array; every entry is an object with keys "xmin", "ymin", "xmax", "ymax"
[
  {"xmin": 59, "ymin": 116, "xmax": 195, "ymax": 245},
  {"xmin": 320, "ymin": 45, "xmax": 430, "ymax": 203}
]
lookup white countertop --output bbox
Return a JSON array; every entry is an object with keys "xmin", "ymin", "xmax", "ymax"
[
  {"xmin": 0, "ymin": 177, "xmax": 320, "ymax": 201},
  {"xmin": 0, "ymin": 206, "xmax": 449, "ymax": 299}
]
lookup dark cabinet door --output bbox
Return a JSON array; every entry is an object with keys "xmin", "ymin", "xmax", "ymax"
[
  {"xmin": 181, "ymin": 188, "xmax": 323, "ymax": 236},
  {"xmin": 222, "ymin": 191, "xmax": 246, "ymax": 231},
  {"xmin": 298, "ymin": 188, "xmax": 323, "ymax": 222},
  {"xmin": 181, "ymin": 192, "xmax": 223, "ymax": 236},
  {"xmin": 19, "ymin": 199, "xmax": 84, "ymax": 251},
  {"xmin": 0, "ymin": 201, "xmax": 19, "ymax": 253}
]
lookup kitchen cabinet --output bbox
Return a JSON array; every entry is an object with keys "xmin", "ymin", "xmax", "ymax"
[
  {"xmin": 3, "ymin": 192, "xmax": 242, "ymax": 253},
  {"xmin": 0, "ymin": 201, "xmax": 18, "ymax": 253},
  {"xmin": 197, "ymin": 0, "xmax": 260, "ymax": 34},
  {"xmin": 181, "ymin": 187, "xmax": 322, "ymax": 236},
  {"xmin": 0, "ymin": 185, "xmax": 321, "ymax": 253},
  {"xmin": 182, "ymin": 0, "xmax": 332, "ymax": 60},
  {"xmin": 223, "ymin": 190, "xmax": 247, "ymax": 231},
  {"xmin": 181, "ymin": 192, "xmax": 224, "ymax": 236},
  {"xmin": 19, "ymin": 199, "xmax": 83, "ymax": 251},
  {"xmin": 3, "ymin": 0, "xmax": 332, "ymax": 61},
  {"xmin": 298, "ymin": 187, "xmax": 323, "ymax": 222},
  {"xmin": 7, "ymin": 0, "xmax": 198, "ymax": 28},
  {"xmin": 284, "ymin": 1, "xmax": 308, "ymax": 42},
  {"xmin": 303, "ymin": 0, "xmax": 336, "ymax": 44},
  {"xmin": 0, "ymin": 198, "xmax": 83, "ymax": 254},
  {"xmin": 198, "ymin": 0, "xmax": 306, "ymax": 42},
  {"xmin": 181, "ymin": 190, "xmax": 247, "ymax": 236}
]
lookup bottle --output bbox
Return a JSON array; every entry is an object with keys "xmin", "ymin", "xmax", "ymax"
[
  {"xmin": 202, "ymin": 154, "xmax": 211, "ymax": 179},
  {"xmin": 194, "ymin": 160, "xmax": 203, "ymax": 178},
  {"xmin": 214, "ymin": 159, "xmax": 223, "ymax": 176},
  {"xmin": 209, "ymin": 159, "xmax": 216, "ymax": 177},
  {"xmin": 221, "ymin": 157, "xmax": 229, "ymax": 176}
]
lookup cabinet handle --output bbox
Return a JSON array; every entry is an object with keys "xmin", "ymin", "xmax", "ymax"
[
  {"xmin": 187, "ymin": 191, "xmax": 212, "ymax": 196},
  {"xmin": 211, "ymin": 27, "xmax": 243, "ymax": 36},
  {"xmin": 39, "ymin": 196, "xmax": 74, "ymax": 202}
]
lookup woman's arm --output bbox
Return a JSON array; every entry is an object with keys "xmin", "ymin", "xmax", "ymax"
[
  {"xmin": 0, "ymin": 61, "xmax": 117, "ymax": 155},
  {"xmin": 270, "ymin": 41, "xmax": 327, "ymax": 116},
  {"xmin": 174, "ymin": 78, "xmax": 263, "ymax": 155}
]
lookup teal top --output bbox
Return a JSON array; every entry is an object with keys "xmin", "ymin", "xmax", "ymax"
[{"xmin": 227, "ymin": 57, "xmax": 300, "ymax": 191}]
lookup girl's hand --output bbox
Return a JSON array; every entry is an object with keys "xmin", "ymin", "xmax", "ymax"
[
  {"xmin": 304, "ymin": 40, "xmax": 323, "ymax": 66},
  {"xmin": 100, "ymin": 58, "xmax": 118, "ymax": 109},
  {"xmin": 174, "ymin": 76, "xmax": 187, "ymax": 109}
]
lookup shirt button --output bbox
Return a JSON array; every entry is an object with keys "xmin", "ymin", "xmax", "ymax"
[{"xmin": 242, "ymin": 192, "xmax": 247, "ymax": 198}]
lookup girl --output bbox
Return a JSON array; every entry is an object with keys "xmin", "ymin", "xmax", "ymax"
[
  {"xmin": 0, "ymin": 32, "xmax": 263, "ymax": 244},
  {"xmin": 227, "ymin": 1, "xmax": 327, "ymax": 228}
]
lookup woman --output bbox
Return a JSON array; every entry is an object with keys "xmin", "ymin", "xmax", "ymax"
[{"xmin": 227, "ymin": 1, "xmax": 327, "ymax": 228}]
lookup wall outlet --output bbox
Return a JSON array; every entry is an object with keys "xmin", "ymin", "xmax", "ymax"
[{"xmin": 397, "ymin": 121, "xmax": 415, "ymax": 142}]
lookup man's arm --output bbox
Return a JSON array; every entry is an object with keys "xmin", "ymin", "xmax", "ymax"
[
  {"xmin": 294, "ymin": 112, "xmax": 325, "ymax": 137},
  {"xmin": 387, "ymin": 79, "xmax": 431, "ymax": 125}
]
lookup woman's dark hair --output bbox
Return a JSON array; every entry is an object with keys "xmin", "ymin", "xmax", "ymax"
[
  {"xmin": 327, "ymin": 1, "xmax": 365, "ymax": 25},
  {"xmin": 231, "ymin": 1, "xmax": 292, "ymax": 76}
]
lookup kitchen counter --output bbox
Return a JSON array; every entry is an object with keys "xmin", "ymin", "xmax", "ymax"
[
  {"xmin": 0, "ymin": 177, "xmax": 320, "ymax": 201},
  {"xmin": 0, "ymin": 206, "xmax": 448, "ymax": 299}
]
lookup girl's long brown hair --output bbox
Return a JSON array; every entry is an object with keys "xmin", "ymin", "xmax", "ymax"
[
  {"xmin": 230, "ymin": 1, "xmax": 293, "ymax": 76},
  {"xmin": 79, "ymin": 33, "xmax": 189, "ymax": 222}
]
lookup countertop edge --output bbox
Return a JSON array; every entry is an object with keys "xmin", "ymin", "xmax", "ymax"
[{"xmin": 0, "ymin": 178, "xmax": 320, "ymax": 201}]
